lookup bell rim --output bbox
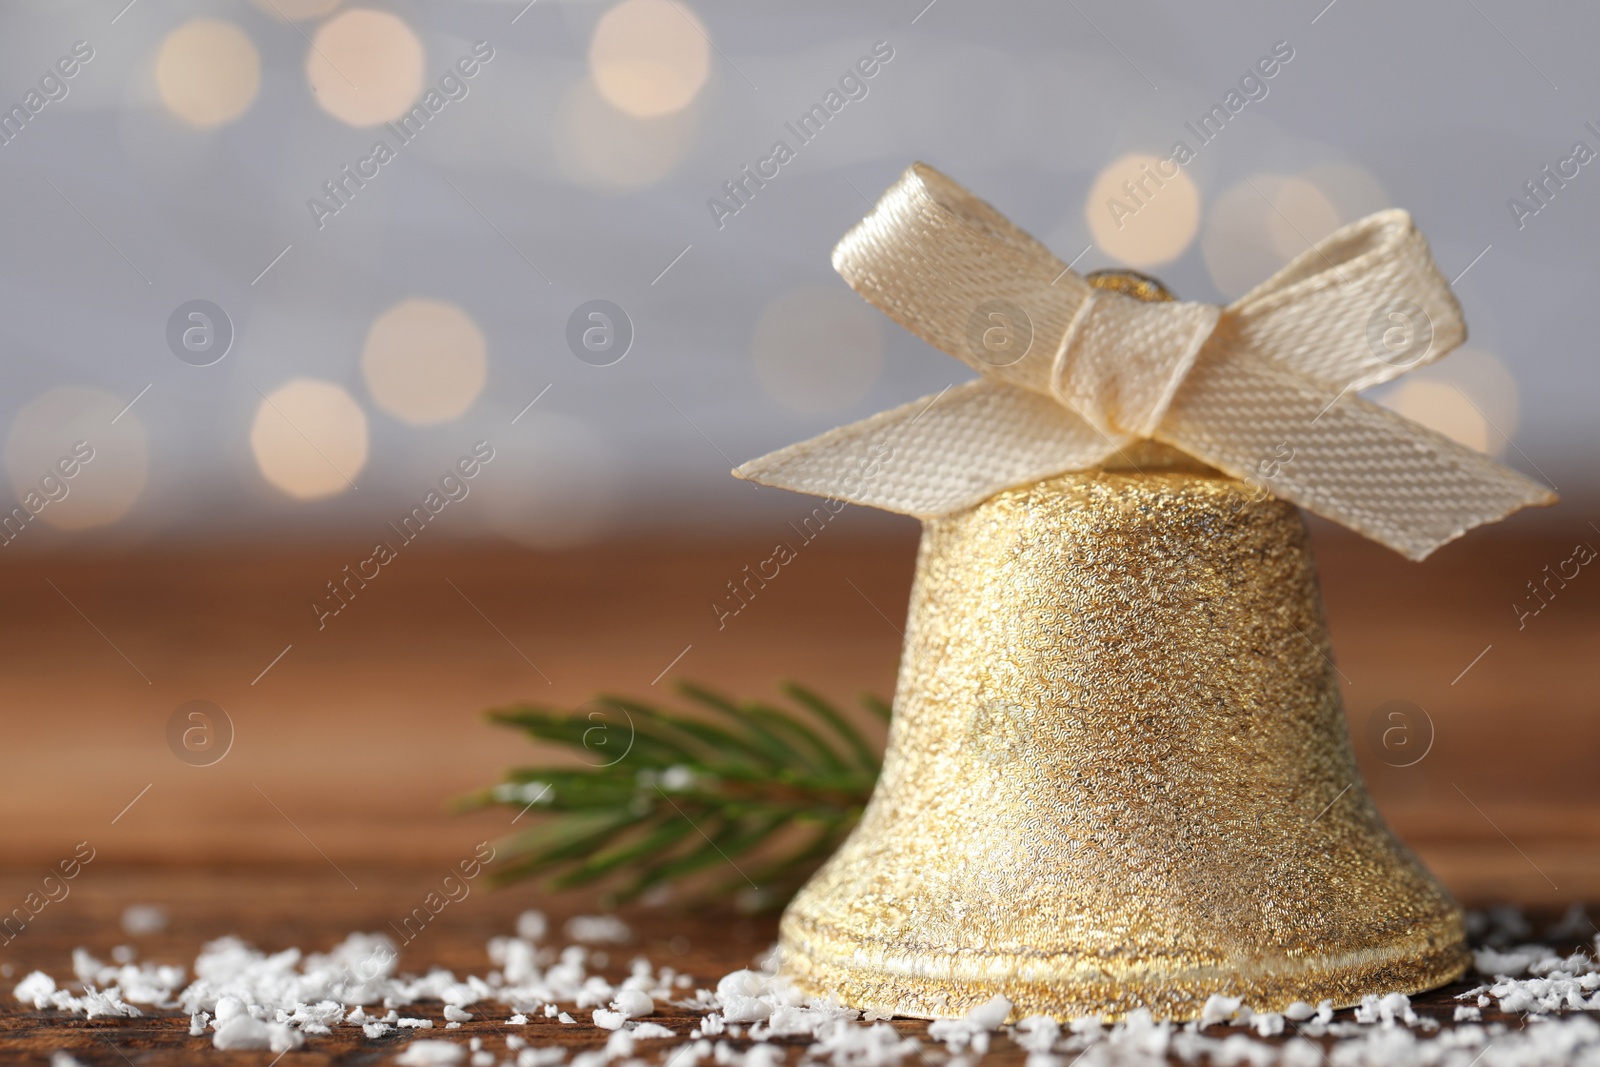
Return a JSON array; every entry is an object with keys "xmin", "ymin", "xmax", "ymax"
[{"xmin": 778, "ymin": 907, "xmax": 1470, "ymax": 1022}]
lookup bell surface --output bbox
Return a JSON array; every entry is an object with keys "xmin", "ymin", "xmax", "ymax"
[{"xmin": 779, "ymin": 445, "xmax": 1468, "ymax": 1021}]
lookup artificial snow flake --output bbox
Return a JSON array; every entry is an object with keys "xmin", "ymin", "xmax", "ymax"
[
  {"xmin": 14, "ymin": 972, "xmax": 58, "ymax": 1008},
  {"xmin": 517, "ymin": 911, "xmax": 549, "ymax": 942},
  {"xmin": 212, "ymin": 1015, "xmax": 303, "ymax": 1053},
  {"xmin": 396, "ymin": 1039, "xmax": 467, "ymax": 1065},
  {"xmin": 926, "ymin": 994, "xmax": 1011, "ymax": 1053},
  {"xmin": 809, "ymin": 1019, "xmax": 923, "ymax": 1066},
  {"xmin": 1198, "ymin": 994, "xmax": 1244, "ymax": 1028},
  {"xmin": 120, "ymin": 904, "xmax": 169, "ymax": 936},
  {"xmin": 565, "ymin": 915, "xmax": 633, "ymax": 944},
  {"xmin": 613, "ymin": 987, "xmax": 654, "ymax": 1018},
  {"xmin": 1353, "ymin": 992, "xmax": 1420, "ymax": 1028},
  {"xmin": 1012, "ymin": 1014, "xmax": 1060, "ymax": 1053}
]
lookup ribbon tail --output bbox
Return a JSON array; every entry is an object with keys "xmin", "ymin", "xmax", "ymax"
[
  {"xmin": 1159, "ymin": 351, "xmax": 1557, "ymax": 560},
  {"xmin": 734, "ymin": 380, "xmax": 1119, "ymax": 519}
]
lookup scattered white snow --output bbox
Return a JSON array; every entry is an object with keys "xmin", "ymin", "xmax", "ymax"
[
  {"xmin": 13, "ymin": 904, "xmax": 1600, "ymax": 1067},
  {"xmin": 13, "ymin": 968, "xmax": 141, "ymax": 1020}
]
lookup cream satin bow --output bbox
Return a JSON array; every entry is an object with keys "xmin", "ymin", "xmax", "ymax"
[{"xmin": 734, "ymin": 163, "xmax": 1554, "ymax": 559}]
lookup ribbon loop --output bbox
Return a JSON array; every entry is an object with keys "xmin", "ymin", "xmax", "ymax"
[
  {"xmin": 1228, "ymin": 208, "xmax": 1465, "ymax": 392},
  {"xmin": 738, "ymin": 164, "xmax": 1555, "ymax": 560}
]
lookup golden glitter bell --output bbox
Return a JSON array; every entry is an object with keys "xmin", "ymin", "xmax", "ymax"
[
  {"xmin": 735, "ymin": 165, "xmax": 1553, "ymax": 1021},
  {"xmin": 776, "ymin": 440, "xmax": 1469, "ymax": 1020}
]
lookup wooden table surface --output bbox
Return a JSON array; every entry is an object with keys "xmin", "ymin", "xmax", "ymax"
[
  {"xmin": 2, "ymin": 516, "xmax": 1596, "ymax": 897},
  {"xmin": 1, "ymin": 515, "xmax": 1597, "ymax": 1063}
]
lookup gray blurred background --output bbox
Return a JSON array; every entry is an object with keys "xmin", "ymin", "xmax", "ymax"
[{"xmin": 1, "ymin": 0, "xmax": 1594, "ymax": 551}]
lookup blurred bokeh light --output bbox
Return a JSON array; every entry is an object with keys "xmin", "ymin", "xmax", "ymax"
[
  {"xmin": 306, "ymin": 8, "xmax": 425, "ymax": 127},
  {"xmin": 250, "ymin": 379, "xmax": 370, "ymax": 501},
  {"xmin": 588, "ymin": 0, "xmax": 712, "ymax": 119},
  {"xmin": 1084, "ymin": 152, "xmax": 1200, "ymax": 269},
  {"xmin": 361, "ymin": 298, "xmax": 488, "ymax": 427},
  {"xmin": 155, "ymin": 19, "xmax": 262, "ymax": 129},
  {"xmin": 3, "ymin": 388, "xmax": 148, "ymax": 531},
  {"xmin": 0, "ymin": 1, "xmax": 1588, "ymax": 548}
]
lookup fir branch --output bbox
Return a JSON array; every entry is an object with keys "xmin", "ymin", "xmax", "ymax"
[{"xmin": 460, "ymin": 682, "xmax": 886, "ymax": 910}]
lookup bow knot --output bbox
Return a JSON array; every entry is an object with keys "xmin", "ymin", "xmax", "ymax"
[
  {"xmin": 736, "ymin": 163, "xmax": 1554, "ymax": 560},
  {"xmin": 1051, "ymin": 290, "xmax": 1220, "ymax": 440}
]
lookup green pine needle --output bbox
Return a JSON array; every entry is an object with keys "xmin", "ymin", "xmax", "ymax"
[{"xmin": 459, "ymin": 681, "xmax": 886, "ymax": 911}]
